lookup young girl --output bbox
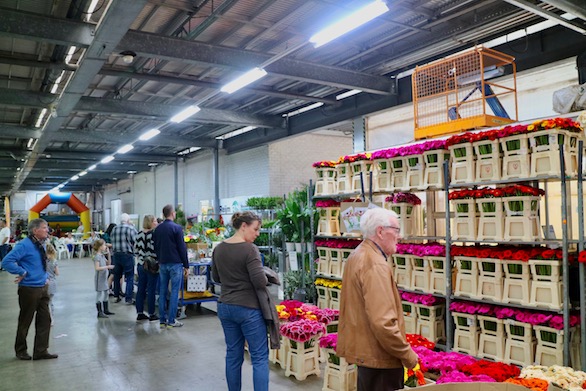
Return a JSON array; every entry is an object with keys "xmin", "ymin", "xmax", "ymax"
[
  {"xmin": 93, "ymin": 239, "xmax": 115, "ymax": 318},
  {"xmin": 46, "ymin": 243, "xmax": 59, "ymax": 326}
]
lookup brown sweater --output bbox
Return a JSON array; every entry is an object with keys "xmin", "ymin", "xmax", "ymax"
[{"xmin": 211, "ymin": 241, "xmax": 268, "ymax": 309}]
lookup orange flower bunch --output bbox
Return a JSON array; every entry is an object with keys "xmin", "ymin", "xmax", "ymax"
[{"xmin": 505, "ymin": 377, "xmax": 549, "ymax": 391}]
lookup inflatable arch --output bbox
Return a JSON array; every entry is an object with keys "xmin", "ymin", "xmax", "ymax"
[{"xmin": 29, "ymin": 193, "xmax": 90, "ymax": 236}]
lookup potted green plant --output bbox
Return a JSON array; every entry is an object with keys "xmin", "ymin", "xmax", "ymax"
[{"xmin": 276, "ymin": 186, "xmax": 318, "ymax": 252}]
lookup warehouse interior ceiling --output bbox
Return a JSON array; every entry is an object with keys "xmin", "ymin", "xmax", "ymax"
[{"xmin": 0, "ymin": 0, "xmax": 585, "ymax": 194}]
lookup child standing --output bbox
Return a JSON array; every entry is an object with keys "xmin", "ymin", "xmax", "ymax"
[
  {"xmin": 46, "ymin": 243, "xmax": 59, "ymax": 326},
  {"xmin": 94, "ymin": 239, "xmax": 115, "ymax": 318}
]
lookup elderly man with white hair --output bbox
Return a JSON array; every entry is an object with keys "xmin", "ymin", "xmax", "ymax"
[
  {"xmin": 111, "ymin": 213, "xmax": 138, "ymax": 304},
  {"xmin": 337, "ymin": 207, "xmax": 418, "ymax": 391}
]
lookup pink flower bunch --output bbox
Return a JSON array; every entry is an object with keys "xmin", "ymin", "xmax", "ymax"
[
  {"xmin": 395, "ymin": 243, "xmax": 446, "ymax": 257},
  {"xmin": 401, "ymin": 292, "xmax": 441, "ymax": 306},
  {"xmin": 315, "ymin": 199, "xmax": 340, "ymax": 208},
  {"xmin": 450, "ymin": 301, "xmax": 495, "ymax": 316},
  {"xmin": 314, "ymin": 308, "xmax": 339, "ymax": 324},
  {"xmin": 371, "ymin": 148, "xmax": 400, "ymax": 160},
  {"xmin": 384, "ymin": 192, "xmax": 422, "ymax": 205},
  {"xmin": 314, "ymin": 239, "xmax": 362, "ymax": 249},
  {"xmin": 280, "ymin": 319, "xmax": 326, "ymax": 343},
  {"xmin": 370, "ymin": 140, "xmax": 447, "ymax": 160},
  {"xmin": 319, "ymin": 333, "xmax": 338, "ymax": 349},
  {"xmin": 413, "ymin": 346, "xmax": 477, "ymax": 372},
  {"xmin": 436, "ymin": 370, "xmax": 496, "ymax": 384}
]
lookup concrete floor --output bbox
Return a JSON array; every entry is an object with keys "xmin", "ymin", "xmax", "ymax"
[{"xmin": 0, "ymin": 257, "xmax": 324, "ymax": 391}]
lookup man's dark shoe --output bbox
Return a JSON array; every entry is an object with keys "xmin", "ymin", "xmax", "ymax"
[
  {"xmin": 149, "ymin": 314, "xmax": 159, "ymax": 322},
  {"xmin": 114, "ymin": 297, "xmax": 122, "ymax": 303},
  {"xmin": 137, "ymin": 313, "xmax": 149, "ymax": 321},
  {"xmin": 16, "ymin": 353, "xmax": 32, "ymax": 361},
  {"xmin": 33, "ymin": 353, "xmax": 58, "ymax": 360}
]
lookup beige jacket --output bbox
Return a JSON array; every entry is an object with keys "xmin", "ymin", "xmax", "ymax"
[{"xmin": 336, "ymin": 239, "xmax": 418, "ymax": 369}]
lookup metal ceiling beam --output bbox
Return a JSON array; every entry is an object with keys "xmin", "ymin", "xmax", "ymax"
[
  {"xmin": 504, "ymin": 0, "xmax": 586, "ymax": 34},
  {"xmin": 75, "ymin": 97, "xmax": 285, "ymax": 129},
  {"xmin": 541, "ymin": 0, "xmax": 586, "ymax": 20},
  {"xmin": 118, "ymin": 31, "xmax": 395, "ymax": 95},
  {"xmin": 0, "ymin": 7, "xmax": 94, "ymax": 47},
  {"xmin": 12, "ymin": 0, "xmax": 151, "ymax": 194},
  {"xmin": 42, "ymin": 150, "xmax": 177, "ymax": 162},
  {"xmin": 0, "ymin": 88, "xmax": 59, "ymax": 109},
  {"xmin": 0, "ymin": 124, "xmax": 41, "ymax": 139},
  {"xmin": 98, "ymin": 68, "xmax": 339, "ymax": 105},
  {"xmin": 47, "ymin": 129, "xmax": 217, "ymax": 148}
]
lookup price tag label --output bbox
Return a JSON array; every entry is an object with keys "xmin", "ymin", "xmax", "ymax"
[
  {"xmin": 467, "ymin": 317, "xmax": 474, "ymax": 326},
  {"xmin": 549, "ymin": 134, "xmax": 556, "ymax": 145},
  {"xmin": 288, "ymin": 252, "xmax": 298, "ymax": 271}
]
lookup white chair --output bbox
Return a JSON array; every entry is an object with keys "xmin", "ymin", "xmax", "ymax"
[{"xmin": 55, "ymin": 240, "xmax": 71, "ymax": 260}]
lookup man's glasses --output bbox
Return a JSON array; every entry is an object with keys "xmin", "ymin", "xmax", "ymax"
[{"xmin": 381, "ymin": 225, "xmax": 401, "ymax": 234}]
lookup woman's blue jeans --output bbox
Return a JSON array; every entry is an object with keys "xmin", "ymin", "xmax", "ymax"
[
  {"xmin": 136, "ymin": 265, "xmax": 158, "ymax": 315},
  {"xmin": 217, "ymin": 302, "xmax": 269, "ymax": 391}
]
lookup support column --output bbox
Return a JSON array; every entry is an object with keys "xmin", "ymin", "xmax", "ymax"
[
  {"xmin": 213, "ymin": 140, "xmax": 221, "ymax": 218},
  {"xmin": 174, "ymin": 158, "xmax": 179, "ymax": 209},
  {"xmin": 353, "ymin": 116, "xmax": 366, "ymax": 153}
]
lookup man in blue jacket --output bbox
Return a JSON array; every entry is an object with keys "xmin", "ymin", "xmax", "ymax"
[
  {"xmin": 3, "ymin": 218, "xmax": 58, "ymax": 361},
  {"xmin": 153, "ymin": 204, "xmax": 189, "ymax": 329}
]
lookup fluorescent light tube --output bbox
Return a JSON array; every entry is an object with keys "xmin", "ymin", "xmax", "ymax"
[
  {"xmin": 139, "ymin": 128, "xmax": 160, "ymax": 141},
  {"xmin": 336, "ymin": 89, "xmax": 362, "ymax": 100},
  {"xmin": 101, "ymin": 155, "xmax": 115, "ymax": 164},
  {"xmin": 57, "ymin": 184, "xmax": 64, "ymax": 189},
  {"xmin": 221, "ymin": 68, "xmax": 268, "ymax": 94},
  {"xmin": 88, "ymin": 164, "xmax": 97, "ymax": 171},
  {"xmin": 79, "ymin": 171, "xmax": 87, "ymax": 177},
  {"xmin": 309, "ymin": 0, "xmax": 389, "ymax": 48},
  {"xmin": 71, "ymin": 175, "xmax": 80, "ymax": 181},
  {"xmin": 170, "ymin": 105, "xmax": 201, "ymax": 123},
  {"xmin": 117, "ymin": 144, "xmax": 134, "ymax": 154}
]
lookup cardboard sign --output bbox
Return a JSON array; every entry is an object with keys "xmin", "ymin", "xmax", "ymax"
[{"xmin": 340, "ymin": 202, "xmax": 381, "ymax": 235}]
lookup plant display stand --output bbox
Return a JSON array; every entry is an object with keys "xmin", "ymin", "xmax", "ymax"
[
  {"xmin": 473, "ymin": 139, "xmax": 501, "ymax": 182},
  {"xmin": 454, "ymin": 256, "xmax": 479, "ymax": 298},
  {"xmin": 317, "ymin": 207, "xmax": 341, "ymax": 236},
  {"xmin": 416, "ymin": 303, "xmax": 445, "ymax": 343},
  {"xmin": 340, "ymin": 249, "xmax": 352, "ymax": 279},
  {"xmin": 389, "ymin": 157, "xmax": 407, "ymax": 191},
  {"xmin": 328, "ymin": 249, "xmax": 342, "ymax": 278},
  {"xmin": 315, "ymin": 167, "xmax": 337, "ymax": 196},
  {"xmin": 317, "ymin": 247, "xmax": 331, "ymax": 276},
  {"xmin": 477, "ymin": 258, "xmax": 504, "ymax": 302},
  {"xmin": 405, "ymin": 154, "xmax": 425, "ymax": 190},
  {"xmin": 374, "ymin": 158, "xmax": 392, "ymax": 192},
  {"xmin": 336, "ymin": 163, "xmax": 352, "ymax": 194},
  {"xmin": 502, "ymin": 260, "xmax": 531, "ymax": 306},
  {"xmin": 529, "ymin": 259, "xmax": 562, "ymax": 310},
  {"xmin": 534, "ymin": 325, "xmax": 570, "ymax": 366},
  {"xmin": 429, "ymin": 256, "xmax": 447, "ymax": 295},
  {"xmin": 316, "ymin": 285, "xmax": 330, "ymax": 309},
  {"xmin": 285, "ymin": 337, "xmax": 321, "ymax": 381},
  {"xmin": 386, "ymin": 202, "xmax": 422, "ymax": 238},
  {"xmin": 529, "ymin": 129, "xmax": 579, "ymax": 177},
  {"xmin": 392, "ymin": 254, "xmax": 412, "ymax": 289},
  {"xmin": 476, "ymin": 198, "xmax": 504, "ymax": 241},
  {"xmin": 350, "ymin": 160, "xmax": 374, "ymax": 193},
  {"xmin": 402, "ymin": 301, "xmax": 418, "ymax": 334},
  {"xmin": 477, "ymin": 315, "xmax": 505, "ymax": 361},
  {"xmin": 504, "ymin": 320, "xmax": 535, "ymax": 366},
  {"xmin": 452, "ymin": 313, "xmax": 479, "ymax": 356},
  {"xmin": 449, "ymin": 144, "xmax": 475, "ymax": 184},
  {"xmin": 451, "ymin": 199, "xmax": 477, "ymax": 240},
  {"xmin": 322, "ymin": 349, "xmax": 357, "ymax": 391},
  {"xmin": 410, "ymin": 256, "xmax": 431, "ymax": 293},
  {"xmin": 269, "ymin": 336, "xmax": 289, "ymax": 369},
  {"xmin": 328, "ymin": 288, "xmax": 341, "ymax": 310},
  {"xmin": 501, "ymin": 134, "xmax": 530, "ymax": 179},
  {"xmin": 423, "ymin": 149, "xmax": 450, "ymax": 189},
  {"xmin": 503, "ymin": 196, "xmax": 541, "ymax": 241}
]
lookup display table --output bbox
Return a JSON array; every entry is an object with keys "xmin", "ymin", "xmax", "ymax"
[{"xmin": 177, "ymin": 259, "xmax": 219, "ymax": 318}]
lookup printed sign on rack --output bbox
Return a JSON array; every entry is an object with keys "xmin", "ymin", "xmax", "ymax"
[{"xmin": 340, "ymin": 202, "xmax": 381, "ymax": 235}]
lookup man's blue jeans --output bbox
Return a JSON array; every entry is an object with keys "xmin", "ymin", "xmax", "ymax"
[
  {"xmin": 136, "ymin": 265, "xmax": 158, "ymax": 315},
  {"xmin": 217, "ymin": 302, "xmax": 269, "ymax": 391},
  {"xmin": 158, "ymin": 263, "xmax": 183, "ymax": 325},
  {"xmin": 113, "ymin": 252, "xmax": 135, "ymax": 302}
]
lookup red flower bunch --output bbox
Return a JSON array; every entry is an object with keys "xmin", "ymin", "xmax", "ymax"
[
  {"xmin": 339, "ymin": 153, "xmax": 371, "ymax": 163},
  {"xmin": 451, "ymin": 245, "xmax": 567, "ymax": 262},
  {"xmin": 448, "ymin": 185, "xmax": 544, "ymax": 200},
  {"xmin": 315, "ymin": 199, "xmax": 340, "ymax": 208},
  {"xmin": 280, "ymin": 319, "xmax": 325, "ymax": 343},
  {"xmin": 530, "ymin": 117, "xmax": 583, "ymax": 133},
  {"xmin": 312, "ymin": 160, "xmax": 337, "ymax": 168},
  {"xmin": 314, "ymin": 239, "xmax": 361, "ymax": 249},
  {"xmin": 446, "ymin": 132, "xmax": 477, "ymax": 147},
  {"xmin": 579, "ymin": 251, "xmax": 586, "ymax": 263},
  {"xmin": 406, "ymin": 334, "xmax": 435, "ymax": 349},
  {"xmin": 385, "ymin": 192, "xmax": 422, "ymax": 205},
  {"xmin": 461, "ymin": 359, "xmax": 520, "ymax": 382},
  {"xmin": 319, "ymin": 333, "xmax": 338, "ymax": 349}
]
